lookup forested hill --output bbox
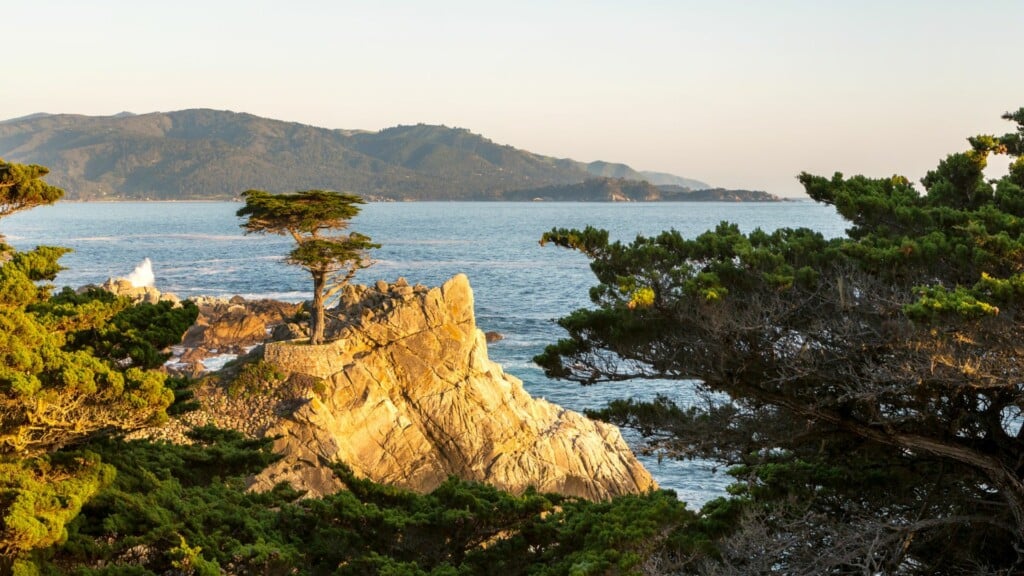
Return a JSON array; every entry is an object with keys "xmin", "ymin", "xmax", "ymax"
[
  {"xmin": 501, "ymin": 178, "xmax": 782, "ymax": 202},
  {"xmin": 0, "ymin": 109, "xmax": 709, "ymax": 200}
]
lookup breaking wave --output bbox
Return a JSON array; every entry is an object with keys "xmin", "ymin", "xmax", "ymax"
[{"xmin": 125, "ymin": 258, "xmax": 155, "ymax": 288}]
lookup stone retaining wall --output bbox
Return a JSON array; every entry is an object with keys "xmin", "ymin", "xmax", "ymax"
[{"xmin": 263, "ymin": 338, "xmax": 350, "ymax": 379}]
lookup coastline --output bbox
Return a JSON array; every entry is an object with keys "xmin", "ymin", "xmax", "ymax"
[{"xmin": 58, "ymin": 197, "xmax": 807, "ymax": 203}]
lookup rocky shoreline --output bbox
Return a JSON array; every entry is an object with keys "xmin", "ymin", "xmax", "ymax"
[{"xmin": 109, "ymin": 274, "xmax": 656, "ymax": 501}]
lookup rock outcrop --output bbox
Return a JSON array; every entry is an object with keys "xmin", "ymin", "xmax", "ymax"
[
  {"xmin": 249, "ymin": 274, "xmax": 656, "ymax": 500},
  {"xmin": 95, "ymin": 277, "xmax": 180, "ymax": 305},
  {"xmin": 181, "ymin": 299, "xmax": 301, "ymax": 352},
  {"xmin": 95, "ymin": 277, "xmax": 301, "ymax": 353}
]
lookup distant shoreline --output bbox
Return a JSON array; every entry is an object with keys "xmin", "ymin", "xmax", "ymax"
[{"xmin": 59, "ymin": 197, "xmax": 806, "ymax": 203}]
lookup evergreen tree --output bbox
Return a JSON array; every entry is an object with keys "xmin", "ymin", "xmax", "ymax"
[
  {"xmin": 0, "ymin": 254, "xmax": 178, "ymax": 457},
  {"xmin": 237, "ymin": 190, "xmax": 378, "ymax": 345},
  {"xmin": 0, "ymin": 158, "xmax": 64, "ymax": 222},
  {"xmin": 538, "ymin": 108, "xmax": 1024, "ymax": 573},
  {"xmin": 0, "ymin": 160, "xmax": 195, "ymax": 572}
]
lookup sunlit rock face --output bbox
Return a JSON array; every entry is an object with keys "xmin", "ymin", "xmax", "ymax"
[{"xmin": 251, "ymin": 274, "xmax": 656, "ymax": 500}]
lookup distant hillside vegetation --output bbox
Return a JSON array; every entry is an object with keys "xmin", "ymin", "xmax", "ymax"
[
  {"xmin": 659, "ymin": 185, "xmax": 782, "ymax": 202},
  {"xmin": 582, "ymin": 161, "xmax": 708, "ymax": 190},
  {"xmin": 503, "ymin": 178, "xmax": 781, "ymax": 202},
  {"xmin": 0, "ymin": 109, "xmax": 709, "ymax": 201},
  {"xmin": 502, "ymin": 178, "xmax": 662, "ymax": 201}
]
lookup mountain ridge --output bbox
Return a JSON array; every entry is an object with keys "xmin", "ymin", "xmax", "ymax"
[{"xmin": 0, "ymin": 109, "xmax": 710, "ymax": 200}]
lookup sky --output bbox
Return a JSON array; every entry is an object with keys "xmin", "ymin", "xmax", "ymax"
[{"xmin": 4, "ymin": 0, "xmax": 1023, "ymax": 197}]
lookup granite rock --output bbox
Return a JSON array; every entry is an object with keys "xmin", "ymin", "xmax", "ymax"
[{"xmin": 250, "ymin": 274, "xmax": 655, "ymax": 500}]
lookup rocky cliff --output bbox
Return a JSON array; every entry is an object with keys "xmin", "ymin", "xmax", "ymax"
[{"xmin": 244, "ymin": 275, "xmax": 656, "ymax": 500}]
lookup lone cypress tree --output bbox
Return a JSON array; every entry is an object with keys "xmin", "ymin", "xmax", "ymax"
[{"xmin": 237, "ymin": 190, "xmax": 378, "ymax": 345}]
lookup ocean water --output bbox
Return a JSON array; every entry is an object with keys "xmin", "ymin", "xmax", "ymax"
[{"xmin": 2, "ymin": 201, "xmax": 847, "ymax": 506}]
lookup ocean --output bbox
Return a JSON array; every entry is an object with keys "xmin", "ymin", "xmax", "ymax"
[{"xmin": 2, "ymin": 200, "xmax": 847, "ymax": 506}]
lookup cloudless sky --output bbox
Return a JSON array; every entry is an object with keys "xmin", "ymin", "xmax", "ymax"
[{"xmin": 4, "ymin": 0, "xmax": 1022, "ymax": 196}]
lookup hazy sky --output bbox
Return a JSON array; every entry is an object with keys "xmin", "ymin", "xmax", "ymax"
[{"xmin": 4, "ymin": 0, "xmax": 1022, "ymax": 196}]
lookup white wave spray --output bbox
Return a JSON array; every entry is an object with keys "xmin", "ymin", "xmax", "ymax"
[{"xmin": 125, "ymin": 258, "xmax": 155, "ymax": 288}]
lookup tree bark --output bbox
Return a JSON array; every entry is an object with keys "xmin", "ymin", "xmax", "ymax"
[
  {"xmin": 736, "ymin": 380, "xmax": 1024, "ymax": 541},
  {"xmin": 311, "ymin": 270, "xmax": 326, "ymax": 345}
]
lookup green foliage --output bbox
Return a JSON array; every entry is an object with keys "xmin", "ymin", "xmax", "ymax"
[
  {"xmin": 0, "ymin": 248, "xmax": 180, "ymax": 457},
  {"xmin": 499, "ymin": 489, "xmax": 706, "ymax": 576},
  {"xmin": 51, "ymin": 429, "xmax": 289, "ymax": 574},
  {"xmin": 237, "ymin": 189, "xmax": 364, "ymax": 236},
  {"xmin": 226, "ymin": 359, "xmax": 284, "ymax": 398},
  {"xmin": 0, "ymin": 171, "xmax": 198, "ymax": 566},
  {"xmin": 21, "ymin": 432, "xmax": 709, "ymax": 575},
  {"xmin": 539, "ymin": 107, "xmax": 1024, "ymax": 572},
  {"xmin": 0, "ymin": 246, "xmax": 71, "ymax": 307},
  {"xmin": 169, "ymin": 535, "xmax": 220, "ymax": 576},
  {"xmin": 0, "ymin": 453, "xmax": 114, "ymax": 558},
  {"xmin": 308, "ymin": 468, "xmax": 710, "ymax": 576},
  {"xmin": 163, "ymin": 377, "xmax": 199, "ymax": 416},
  {"xmin": 0, "ymin": 159, "xmax": 64, "ymax": 220},
  {"xmin": 286, "ymin": 233, "xmax": 377, "ymax": 272},
  {"xmin": 290, "ymin": 467, "xmax": 557, "ymax": 573},
  {"xmin": 903, "ymin": 284, "xmax": 999, "ymax": 321},
  {"xmin": 33, "ymin": 288, "xmax": 199, "ymax": 370}
]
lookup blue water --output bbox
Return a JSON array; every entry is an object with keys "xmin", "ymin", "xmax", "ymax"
[{"xmin": 2, "ymin": 201, "xmax": 847, "ymax": 506}]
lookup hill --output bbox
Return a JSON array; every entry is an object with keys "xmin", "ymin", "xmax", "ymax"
[
  {"xmin": 502, "ymin": 177, "xmax": 782, "ymax": 202},
  {"xmin": 581, "ymin": 161, "xmax": 707, "ymax": 190},
  {"xmin": 0, "ymin": 109, "xmax": 710, "ymax": 200}
]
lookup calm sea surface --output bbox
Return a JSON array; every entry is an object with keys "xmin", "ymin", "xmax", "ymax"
[{"xmin": 3, "ymin": 201, "xmax": 847, "ymax": 506}]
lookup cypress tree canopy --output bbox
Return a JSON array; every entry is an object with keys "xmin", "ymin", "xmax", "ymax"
[
  {"xmin": 0, "ymin": 158, "xmax": 64, "ymax": 221},
  {"xmin": 238, "ymin": 189, "xmax": 378, "ymax": 345},
  {"xmin": 539, "ymin": 107, "xmax": 1024, "ymax": 573}
]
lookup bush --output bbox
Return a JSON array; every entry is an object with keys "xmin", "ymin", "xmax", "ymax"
[{"xmin": 226, "ymin": 360, "xmax": 284, "ymax": 398}]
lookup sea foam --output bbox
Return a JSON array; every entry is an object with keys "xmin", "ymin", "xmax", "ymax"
[{"xmin": 126, "ymin": 258, "xmax": 155, "ymax": 288}]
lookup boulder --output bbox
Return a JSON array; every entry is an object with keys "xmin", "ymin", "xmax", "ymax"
[
  {"xmin": 271, "ymin": 322, "xmax": 309, "ymax": 342},
  {"xmin": 241, "ymin": 299, "xmax": 302, "ymax": 326},
  {"xmin": 99, "ymin": 277, "xmax": 179, "ymax": 305},
  {"xmin": 181, "ymin": 297, "xmax": 301, "ymax": 353},
  {"xmin": 180, "ymin": 347, "xmax": 210, "ymax": 363},
  {"xmin": 182, "ymin": 311, "xmax": 266, "ymax": 350},
  {"xmin": 252, "ymin": 274, "xmax": 656, "ymax": 500}
]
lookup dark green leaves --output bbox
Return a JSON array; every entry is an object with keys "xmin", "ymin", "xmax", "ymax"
[
  {"xmin": 237, "ymin": 189, "xmax": 365, "ymax": 237},
  {"xmin": 0, "ymin": 158, "xmax": 65, "ymax": 220},
  {"xmin": 537, "ymin": 107, "xmax": 1024, "ymax": 571},
  {"xmin": 286, "ymin": 232, "xmax": 379, "ymax": 272},
  {"xmin": 38, "ymin": 434, "xmax": 704, "ymax": 575}
]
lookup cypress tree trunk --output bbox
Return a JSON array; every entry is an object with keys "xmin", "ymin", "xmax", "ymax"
[{"xmin": 311, "ymin": 270, "xmax": 326, "ymax": 345}]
